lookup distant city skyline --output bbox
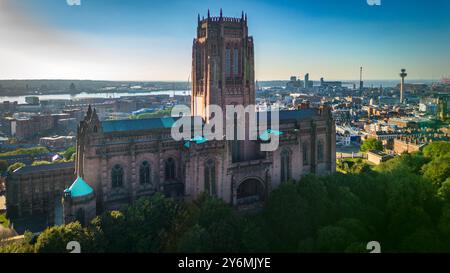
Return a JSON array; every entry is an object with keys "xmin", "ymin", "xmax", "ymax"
[{"xmin": 0, "ymin": 0, "xmax": 449, "ymax": 81}]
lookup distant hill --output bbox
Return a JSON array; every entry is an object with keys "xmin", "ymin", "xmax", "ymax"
[
  {"xmin": 0, "ymin": 80, "xmax": 190, "ymax": 96},
  {"xmin": 0, "ymin": 80, "xmax": 291, "ymax": 96}
]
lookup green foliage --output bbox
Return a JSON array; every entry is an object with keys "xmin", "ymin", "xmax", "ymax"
[
  {"xmin": 0, "ymin": 147, "xmax": 50, "ymax": 157},
  {"xmin": 7, "ymin": 162, "xmax": 25, "ymax": 173},
  {"xmin": 360, "ymin": 138, "xmax": 383, "ymax": 152},
  {"xmin": 32, "ymin": 160, "xmax": 52, "ymax": 166},
  {"xmin": 34, "ymin": 222, "xmax": 95, "ymax": 253},
  {"xmin": 91, "ymin": 193, "xmax": 183, "ymax": 253},
  {"xmin": 374, "ymin": 152, "xmax": 430, "ymax": 175},
  {"xmin": 174, "ymin": 195, "xmax": 244, "ymax": 253},
  {"xmin": 0, "ymin": 232, "xmax": 35, "ymax": 253},
  {"xmin": 0, "ymin": 214, "xmax": 10, "ymax": 228},
  {"xmin": 316, "ymin": 226, "xmax": 359, "ymax": 253},
  {"xmin": 423, "ymin": 141, "xmax": 450, "ymax": 159},
  {"xmin": 0, "ymin": 160, "xmax": 8, "ymax": 173},
  {"xmin": 265, "ymin": 177, "xmax": 330, "ymax": 252},
  {"xmin": 422, "ymin": 156, "xmax": 450, "ymax": 187},
  {"xmin": 1, "ymin": 141, "xmax": 448, "ymax": 253},
  {"xmin": 409, "ymin": 141, "xmax": 450, "ymax": 188},
  {"xmin": 177, "ymin": 224, "xmax": 211, "ymax": 252},
  {"xmin": 437, "ymin": 178, "xmax": 450, "ymax": 201},
  {"xmin": 90, "ymin": 210, "xmax": 128, "ymax": 252},
  {"xmin": 131, "ymin": 108, "xmax": 173, "ymax": 119},
  {"xmin": 62, "ymin": 146, "xmax": 76, "ymax": 161},
  {"xmin": 337, "ymin": 158, "xmax": 373, "ymax": 174}
]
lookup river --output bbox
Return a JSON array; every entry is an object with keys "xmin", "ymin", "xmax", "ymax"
[{"xmin": 0, "ymin": 90, "xmax": 191, "ymax": 104}]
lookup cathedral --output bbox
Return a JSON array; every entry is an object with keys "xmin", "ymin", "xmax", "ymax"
[{"xmin": 63, "ymin": 11, "xmax": 336, "ymax": 224}]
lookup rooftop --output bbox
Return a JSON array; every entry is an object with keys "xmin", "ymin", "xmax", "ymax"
[
  {"xmin": 64, "ymin": 176, "xmax": 94, "ymax": 198},
  {"xmin": 102, "ymin": 117, "xmax": 177, "ymax": 133},
  {"xmin": 0, "ymin": 152, "xmax": 54, "ymax": 161},
  {"xmin": 12, "ymin": 162, "xmax": 74, "ymax": 175},
  {"xmin": 100, "ymin": 109, "xmax": 320, "ymax": 133}
]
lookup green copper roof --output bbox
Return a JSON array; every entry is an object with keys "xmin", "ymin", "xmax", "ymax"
[
  {"xmin": 101, "ymin": 117, "xmax": 176, "ymax": 133},
  {"xmin": 259, "ymin": 129, "xmax": 284, "ymax": 141},
  {"xmin": 65, "ymin": 176, "xmax": 94, "ymax": 198},
  {"xmin": 100, "ymin": 110, "xmax": 318, "ymax": 134}
]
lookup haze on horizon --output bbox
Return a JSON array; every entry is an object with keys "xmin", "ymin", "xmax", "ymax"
[{"xmin": 0, "ymin": 0, "xmax": 449, "ymax": 82}]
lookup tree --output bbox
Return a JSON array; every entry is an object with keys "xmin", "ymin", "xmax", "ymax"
[
  {"xmin": 0, "ymin": 160, "xmax": 8, "ymax": 173},
  {"xmin": 423, "ymin": 141, "xmax": 450, "ymax": 159},
  {"xmin": 360, "ymin": 138, "xmax": 383, "ymax": 152},
  {"xmin": 7, "ymin": 162, "xmax": 25, "ymax": 173},
  {"xmin": 375, "ymin": 152, "xmax": 429, "ymax": 175},
  {"xmin": 90, "ymin": 210, "xmax": 129, "ymax": 252},
  {"xmin": 32, "ymin": 161, "xmax": 52, "ymax": 166},
  {"xmin": 265, "ymin": 178, "xmax": 329, "ymax": 252},
  {"xmin": 239, "ymin": 216, "xmax": 270, "ymax": 252},
  {"xmin": 0, "ymin": 147, "xmax": 50, "ymax": 157},
  {"xmin": 34, "ymin": 222, "xmax": 94, "ymax": 253},
  {"xmin": 62, "ymin": 146, "xmax": 76, "ymax": 161},
  {"xmin": 131, "ymin": 108, "xmax": 173, "ymax": 119},
  {"xmin": 438, "ymin": 178, "xmax": 450, "ymax": 201},
  {"xmin": 316, "ymin": 226, "xmax": 358, "ymax": 253},
  {"xmin": 422, "ymin": 156, "xmax": 450, "ymax": 187},
  {"xmin": 183, "ymin": 195, "xmax": 243, "ymax": 252},
  {"xmin": 122, "ymin": 194, "xmax": 183, "ymax": 252},
  {"xmin": 177, "ymin": 224, "xmax": 211, "ymax": 253},
  {"xmin": 0, "ymin": 232, "xmax": 34, "ymax": 253},
  {"xmin": 400, "ymin": 228, "xmax": 443, "ymax": 253}
]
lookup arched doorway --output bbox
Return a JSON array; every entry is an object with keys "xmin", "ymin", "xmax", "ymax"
[{"xmin": 236, "ymin": 178, "xmax": 265, "ymax": 205}]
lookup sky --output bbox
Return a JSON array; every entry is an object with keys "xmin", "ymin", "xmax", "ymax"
[{"xmin": 0, "ymin": 0, "xmax": 449, "ymax": 81}]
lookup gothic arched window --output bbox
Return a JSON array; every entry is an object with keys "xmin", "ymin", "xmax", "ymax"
[
  {"xmin": 165, "ymin": 158, "xmax": 176, "ymax": 181},
  {"xmin": 225, "ymin": 48, "xmax": 231, "ymax": 77},
  {"xmin": 111, "ymin": 164, "xmax": 123, "ymax": 188},
  {"xmin": 233, "ymin": 48, "xmax": 239, "ymax": 76},
  {"xmin": 303, "ymin": 142, "xmax": 310, "ymax": 166},
  {"xmin": 139, "ymin": 161, "xmax": 151, "ymax": 185},
  {"xmin": 204, "ymin": 159, "xmax": 216, "ymax": 196},
  {"xmin": 281, "ymin": 149, "xmax": 291, "ymax": 183},
  {"xmin": 318, "ymin": 140, "xmax": 325, "ymax": 163}
]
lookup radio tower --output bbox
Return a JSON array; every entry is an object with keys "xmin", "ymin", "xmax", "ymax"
[
  {"xmin": 399, "ymin": 68, "xmax": 407, "ymax": 104},
  {"xmin": 359, "ymin": 67, "xmax": 364, "ymax": 94}
]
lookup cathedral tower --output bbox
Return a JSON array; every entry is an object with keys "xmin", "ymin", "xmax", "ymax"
[{"xmin": 192, "ymin": 9, "xmax": 255, "ymax": 121}]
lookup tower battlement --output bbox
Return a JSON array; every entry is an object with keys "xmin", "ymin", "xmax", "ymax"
[
  {"xmin": 198, "ymin": 9, "xmax": 247, "ymax": 25},
  {"xmin": 199, "ymin": 16, "xmax": 247, "ymax": 24}
]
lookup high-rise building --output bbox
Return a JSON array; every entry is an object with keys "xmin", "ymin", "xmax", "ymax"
[
  {"xmin": 304, "ymin": 73, "xmax": 309, "ymax": 88},
  {"xmin": 359, "ymin": 67, "xmax": 364, "ymax": 93}
]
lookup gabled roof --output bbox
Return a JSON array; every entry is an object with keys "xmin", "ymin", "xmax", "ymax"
[
  {"xmin": 11, "ymin": 162, "xmax": 74, "ymax": 175},
  {"xmin": 64, "ymin": 176, "xmax": 94, "ymax": 198}
]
